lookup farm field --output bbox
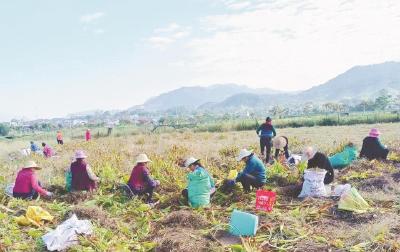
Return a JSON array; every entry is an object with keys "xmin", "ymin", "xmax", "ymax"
[{"xmin": 0, "ymin": 123, "xmax": 400, "ymax": 251}]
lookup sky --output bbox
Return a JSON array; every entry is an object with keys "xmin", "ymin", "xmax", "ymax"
[{"xmin": 1, "ymin": 0, "xmax": 400, "ymax": 121}]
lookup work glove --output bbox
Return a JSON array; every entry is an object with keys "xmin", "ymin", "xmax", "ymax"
[
  {"xmin": 46, "ymin": 192, "xmax": 53, "ymax": 197},
  {"xmin": 155, "ymin": 180, "xmax": 160, "ymax": 186}
]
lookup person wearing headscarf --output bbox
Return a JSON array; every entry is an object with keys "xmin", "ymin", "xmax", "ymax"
[{"xmin": 273, "ymin": 136, "xmax": 290, "ymax": 161}]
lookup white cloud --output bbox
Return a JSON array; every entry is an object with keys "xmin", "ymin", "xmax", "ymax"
[
  {"xmin": 80, "ymin": 12, "xmax": 105, "ymax": 24},
  {"xmin": 147, "ymin": 36, "xmax": 175, "ymax": 48},
  {"xmin": 147, "ymin": 23, "xmax": 191, "ymax": 49},
  {"xmin": 93, "ymin": 28, "xmax": 105, "ymax": 34},
  {"xmin": 182, "ymin": 0, "xmax": 400, "ymax": 91}
]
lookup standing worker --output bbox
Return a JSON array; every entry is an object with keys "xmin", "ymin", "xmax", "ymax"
[
  {"xmin": 56, "ymin": 131, "xmax": 63, "ymax": 145},
  {"xmin": 85, "ymin": 129, "xmax": 91, "ymax": 141},
  {"xmin": 256, "ymin": 117, "xmax": 276, "ymax": 163}
]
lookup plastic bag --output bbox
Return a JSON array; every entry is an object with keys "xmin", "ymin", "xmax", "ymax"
[
  {"xmin": 255, "ymin": 190, "xmax": 276, "ymax": 212},
  {"xmin": 15, "ymin": 206, "xmax": 54, "ymax": 227},
  {"xmin": 42, "ymin": 214, "xmax": 92, "ymax": 251},
  {"xmin": 298, "ymin": 169, "xmax": 328, "ymax": 198},
  {"xmin": 338, "ymin": 187, "xmax": 370, "ymax": 213}
]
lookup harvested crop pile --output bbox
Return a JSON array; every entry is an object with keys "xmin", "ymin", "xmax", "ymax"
[
  {"xmin": 67, "ymin": 205, "xmax": 118, "ymax": 229},
  {"xmin": 160, "ymin": 210, "xmax": 208, "ymax": 228},
  {"xmin": 357, "ymin": 176, "xmax": 394, "ymax": 191},
  {"xmin": 329, "ymin": 206, "xmax": 378, "ymax": 224},
  {"xmin": 59, "ymin": 191, "xmax": 94, "ymax": 204},
  {"xmin": 152, "ymin": 210, "xmax": 217, "ymax": 252}
]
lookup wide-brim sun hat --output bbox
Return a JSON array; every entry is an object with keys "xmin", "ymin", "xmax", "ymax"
[
  {"xmin": 184, "ymin": 157, "xmax": 200, "ymax": 168},
  {"xmin": 236, "ymin": 149, "xmax": 253, "ymax": 161},
  {"xmin": 136, "ymin": 153, "xmax": 151, "ymax": 164},
  {"xmin": 369, "ymin": 128, "xmax": 380, "ymax": 137},
  {"xmin": 24, "ymin": 160, "xmax": 41, "ymax": 170},
  {"xmin": 273, "ymin": 136, "xmax": 287, "ymax": 149},
  {"xmin": 75, "ymin": 150, "xmax": 87, "ymax": 159},
  {"xmin": 302, "ymin": 146, "xmax": 316, "ymax": 161}
]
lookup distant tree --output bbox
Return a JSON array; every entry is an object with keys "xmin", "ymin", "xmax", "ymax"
[
  {"xmin": 269, "ymin": 105, "xmax": 287, "ymax": 119},
  {"xmin": 0, "ymin": 123, "xmax": 10, "ymax": 136},
  {"xmin": 302, "ymin": 102, "xmax": 313, "ymax": 116},
  {"xmin": 373, "ymin": 89, "xmax": 393, "ymax": 111}
]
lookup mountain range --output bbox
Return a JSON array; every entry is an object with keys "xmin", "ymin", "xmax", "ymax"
[{"xmin": 133, "ymin": 61, "xmax": 400, "ymax": 112}]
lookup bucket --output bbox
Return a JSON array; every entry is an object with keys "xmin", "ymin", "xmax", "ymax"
[
  {"xmin": 229, "ymin": 209, "xmax": 258, "ymax": 236},
  {"xmin": 255, "ymin": 190, "xmax": 276, "ymax": 212}
]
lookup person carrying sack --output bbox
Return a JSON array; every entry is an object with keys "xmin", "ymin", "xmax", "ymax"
[
  {"xmin": 256, "ymin": 117, "xmax": 276, "ymax": 163},
  {"xmin": 13, "ymin": 161, "xmax": 53, "ymax": 199},
  {"xmin": 181, "ymin": 157, "xmax": 215, "ymax": 208}
]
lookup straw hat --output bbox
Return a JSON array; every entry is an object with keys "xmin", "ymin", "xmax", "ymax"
[
  {"xmin": 136, "ymin": 153, "xmax": 151, "ymax": 164},
  {"xmin": 184, "ymin": 157, "xmax": 200, "ymax": 168},
  {"xmin": 24, "ymin": 160, "xmax": 41, "ymax": 170},
  {"xmin": 273, "ymin": 136, "xmax": 287, "ymax": 149},
  {"xmin": 236, "ymin": 149, "xmax": 253, "ymax": 161},
  {"xmin": 302, "ymin": 146, "xmax": 316, "ymax": 161},
  {"xmin": 369, "ymin": 128, "xmax": 380, "ymax": 138},
  {"xmin": 75, "ymin": 150, "xmax": 87, "ymax": 159}
]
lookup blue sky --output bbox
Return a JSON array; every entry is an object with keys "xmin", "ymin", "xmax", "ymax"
[{"xmin": 1, "ymin": 0, "xmax": 400, "ymax": 121}]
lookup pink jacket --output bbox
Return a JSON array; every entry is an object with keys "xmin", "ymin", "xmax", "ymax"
[{"xmin": 13, "ymin": 168, "xmax": 48, "ymax": 196}]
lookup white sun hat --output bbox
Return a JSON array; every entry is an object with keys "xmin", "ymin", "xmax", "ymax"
[
  {"xmin": 184, "ymin": 157, "xmax": 200, "ymax": 168},
  {"xmin": 302, "ymin": 146, "xmax": 317, "ymax": 161},
  {"xmin": 135, "ymin": 153, "xmax": 151, "ymax": 164},
  {"xmin": 24, "ymin": 160, "xmax": 41, "ymax": 170},
  {"xmin": 236, "ymin": 149, "xmax": 253, "ymax": 161},
  {"xmin": 273, "ymin": 136, "xmax": 288, "ymax": 149}
]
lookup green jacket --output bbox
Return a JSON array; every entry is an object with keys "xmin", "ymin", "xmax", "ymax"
[
  {"xmin": 329, "ymin": 146, "xmax": 358, "ymax": 169},
  {"xmin": 187, "ymin": 167, "xmax": 214, "ymax": 208}
]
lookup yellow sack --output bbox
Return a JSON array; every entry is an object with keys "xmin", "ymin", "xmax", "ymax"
[
  {"xmin": 15, "ymin": 206, "xmax": 54, "ymax": 227},
  {"xmin": 227, "ymin": 170, "xmax": 238, "ymax": 180}
]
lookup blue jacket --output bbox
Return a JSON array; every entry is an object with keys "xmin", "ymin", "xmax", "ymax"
[
  {"xmin": 187, "ymin": 166, "xmax": 215, "ymax": 208},
  {"xmin": 30, "ymin": 143, "xmax": 40, "ymax": 152},
  {"xmin": 256, "ymin": 123, "xmax": 276, "ymax": 138},
  {"xmin": 236, "ymin": 155, "xmax": 267, "ymax": 183}
]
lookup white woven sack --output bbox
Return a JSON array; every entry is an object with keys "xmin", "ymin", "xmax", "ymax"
[{"xmin": 298, "ymin": 169, "xmax": 327, "ymax": 198}]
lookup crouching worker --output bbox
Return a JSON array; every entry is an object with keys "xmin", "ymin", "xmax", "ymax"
[
  {"xmin": 360, "ymin": 128, "xmax": 389, "ymax": 160},
  {"xmin": 228, "ymin": 149, "xmax": 266, "ymax": 193},
  {"xmin": 127, "ymin": 154, "xmax": 160, "ymax": 204},
  {"xmin": 303, "ymin": 147, "xmax": 334, "ymax": 184},
  {"xmin": 182, "ymin": 157, "xmax": 215, "ymax": 208},
  {"xmin": 68, "ymin": 150, "xmax": 99, "ymax": 192},
  {"xmin": 273, "ymin": 136, "xmax": 290, "ymax": 162},
  {"xmin": 13, "ymin": 161, "xmax": 53, "ymax": 199}
]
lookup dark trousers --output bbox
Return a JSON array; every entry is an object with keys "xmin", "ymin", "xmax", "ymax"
[
  {"xmin": 236, "ymin": 173, "xmax": 265, "ymax": 192},
  {"xmin": 181, "ymin": 188, "xmax": 216, "ymax": 201},
  {"xmin": 57, "ymin": 139, "xmax": 63, "ymax": 145},
  {"xmin": 13, "ymin": 189, "xmax": 39, "ymax": 200},
  {"xmin": 260, "ymin": 137, "xmax": 272, "ymax": 162},
  {"xmin": 129, "ymin": 185, "xmax": 155, "ymax": 203}
]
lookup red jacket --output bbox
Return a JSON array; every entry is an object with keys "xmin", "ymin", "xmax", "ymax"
[
  {"xmin": 13, "ymin": 168, "xmax": 48, "ymax": 195},
  {"xmin": 85, "ymin": 131, "xmax": 91, "ymax": 141},
  {"xmin": 128, "ymin": 164, "xmax": 156, "ymax": 191},
  {"xmin": 71, "ymin": 161, "xmax": 96, "ymax": 191}
]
